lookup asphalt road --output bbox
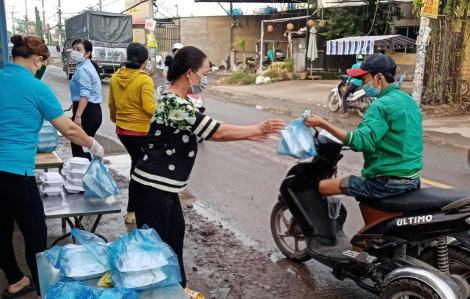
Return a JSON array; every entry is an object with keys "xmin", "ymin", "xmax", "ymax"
[{"xmin": 41, "ymin": 65, "xmax": 470, "ymax": 298}]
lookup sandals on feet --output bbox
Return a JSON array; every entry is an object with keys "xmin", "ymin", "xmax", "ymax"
[{"xmin": 2, "ymin": 276, "xmax": 36, "ymax": 299}]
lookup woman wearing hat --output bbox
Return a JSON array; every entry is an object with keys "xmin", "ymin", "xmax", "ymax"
[
  {"xmin": 109, "ymin": 43, "xmax": 156, "ymax": 224},
  {"xmin": 160, "ymin": 43, "xmax": 184, "ymax": 90}
]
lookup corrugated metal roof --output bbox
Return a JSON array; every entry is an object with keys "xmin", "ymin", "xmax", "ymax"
[{"xmin": 327, "ymin": 35, "xmax": 417, "ymax": 55}]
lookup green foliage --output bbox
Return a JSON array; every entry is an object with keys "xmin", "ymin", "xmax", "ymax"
[
  {"xmin": 284, "ymin": 58, "xmax": 294, "ymax": 73},
  {"xmin": 226, "ymin": 71, "xmax": 257, "ymax": 85},
  {"xmin": 233, "ymin": 36, "xmax": 246, "ymax": 52},
  {"xmin": 320, "ymin": 0, "xmax": 402, "ymax": 41},
  {"xmin": 35, "ymin": 6, "xmax": 43, "ymax": 38},
  {"xmin": 14, "ymin": 17, "xmax": 35, "ymax": 35}
]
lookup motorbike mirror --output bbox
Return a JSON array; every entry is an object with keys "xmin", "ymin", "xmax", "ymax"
[{"xmin": 313, "ymin": 128, "xmax": 319, "ymax": 138}]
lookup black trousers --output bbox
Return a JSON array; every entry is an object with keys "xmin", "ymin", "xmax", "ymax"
[
  {"xmin": 71, "ymin": 102, "xmax": 102, "ymax": 160},
  {"xmin": 130, "ymin": 180, "xmax": 187, "ymax": 288},
  {"xmin": 118, "ymin": 134, "xmax": 148, "ymax": 212},
  {"xmin": 0, "ymin": 171, "xmax": 47, "ymax": 295},
  {"xmin": 342, "ymin": 84, "xmax": 360, "ymax": 113}
]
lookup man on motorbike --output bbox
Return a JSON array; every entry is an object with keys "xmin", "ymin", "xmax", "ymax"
[
  {"xmin": 342, "ymin": 54, "xmax": 364, "ymax": 118},
  {"xmin": 305, "ymin": 53, "xmax": 423, "ymax": 199},
  {"xmin": 160, "ymin": 43, "xmax": 184, "ymax": 90}
]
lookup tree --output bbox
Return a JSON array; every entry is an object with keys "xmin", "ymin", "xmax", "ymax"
[
  {"xmin": 14, "ymin": 17, "xmax": 35, "ymax": 35},
  {"xmin": 320, "ymin": 0, "xmax": 402, "ymax": 41},
  {"xmin": 81, "ymin": 5, "xmax": 100, "ymax": 13},
  {"xmin": 232, "ymin": 36, "xmax": 246, "ymax": 68},
  {"xmin": 35, "ymin": 6, "xmax": 43, "ymax": 38}
]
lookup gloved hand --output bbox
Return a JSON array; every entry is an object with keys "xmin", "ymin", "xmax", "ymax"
[{"xmin": 82, "ymin": 137, "xmax": 104, "ymax": 160}]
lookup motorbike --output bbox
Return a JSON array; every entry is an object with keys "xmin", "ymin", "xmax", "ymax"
[
  {"xmin": 327, "ymin": 75, "xmax": 374, "ymax": 118},
  {"xmin": 462, "ymin": 77, "xmax": 469, "ymax": 96},
  {"xmin": 271, "ymin": 128, "xmax": 470, "ymax": 299}
]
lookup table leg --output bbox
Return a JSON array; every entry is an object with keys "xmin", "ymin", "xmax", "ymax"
[
  {"xmin": 50, "ymin": 218, "xmax": 75, "ymax": 247},
  {"xmin": 90, "ymin": 215, "xmax": 107, "ymax": 243}
]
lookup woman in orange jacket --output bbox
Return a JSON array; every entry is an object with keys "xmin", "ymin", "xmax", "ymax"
[{"xmin": 108, "ymin": 43, "xmax": 156, "ymax": 224}]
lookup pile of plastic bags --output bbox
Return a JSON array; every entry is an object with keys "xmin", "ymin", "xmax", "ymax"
[{"xmin": 43, "ymin": 227, "xmax": 183, "ymax": 298}]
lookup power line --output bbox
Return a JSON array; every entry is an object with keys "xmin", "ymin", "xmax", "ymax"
[
  {"xmin": 121, "ymin": 0, "xmax": 148, "ymax": 14},
  {"xmin": 157, "ymin": 3, "xmax": 176, "ymax": 18}
]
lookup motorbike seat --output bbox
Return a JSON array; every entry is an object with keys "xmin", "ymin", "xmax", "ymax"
[{"xmin": 356, "ymin": 188, "xmax": 470, "ymax": 212}]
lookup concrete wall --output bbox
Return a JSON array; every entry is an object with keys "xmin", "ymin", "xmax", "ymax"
[
  {"xmin": 389, "ymin": 53, "xmax": 416, "ymax": 81},
  {"xmin": 180, "ymin": 15, "xmax": 290, "ymax": 66}
]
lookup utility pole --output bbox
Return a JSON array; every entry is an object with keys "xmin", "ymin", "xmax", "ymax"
[
  {"xmin": 58, "ymin": 0, "xmax": 62, "ymax": 47},
  {"xmin": 411, "ymin": 17, "xmax": 431, "ymax": 105},
  {"xmin": 99, "ymin": 0, "xmax": 102, "ymax": 11},
  {"xmin": 175, "ymin": 4, "xmax": 179, "ymax": 18},
  {"xmin": 24, "ymin": 0, "xmax": 28, "ymax": 34},
  {"xmin": 229, "ymin": 2, "xmax": 233, "ymax": 69},
  {"xmin": 1, "ymin": 0, "xmax": 9, "ymax": 69},
  {"xmin": 9, "ymin": 8, "xmax": 15, "ymax": 34},
  {"xmin": 41, "ymin": 0, "xmax": 46, "ymax": 42}
]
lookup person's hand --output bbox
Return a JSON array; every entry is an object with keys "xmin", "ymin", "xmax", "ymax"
[
  {"xmin": 258, "ymin": 119, "xmax": 286, "ymax": 135},
  {"xmin": 83, "ymin": 137, "xmax": 104, "ymax": 161},
  {"xmin": 248, "ymin": 134, "xmax": 270, "ymax": 142},
  {"xmin": 304, "ymin": 114, "xmax": 325, "ymax": 128},
  {"xmin": 74, "ymin": 115, "xmax": 82, "ymax": 127}
]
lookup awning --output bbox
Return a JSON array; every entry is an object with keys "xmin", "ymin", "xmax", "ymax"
[{"xmin": 326, "ymin": 35, "xmax": 416, "ymax": 55}]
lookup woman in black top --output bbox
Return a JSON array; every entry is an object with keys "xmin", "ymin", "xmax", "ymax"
[{"xmin": 130, "ymin": 46, "xmax": 285, "ymax": 288}]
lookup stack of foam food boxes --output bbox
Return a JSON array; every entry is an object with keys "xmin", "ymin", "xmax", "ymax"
[
  {"xmin": 61, "ymin": 157, "xmax": 90, "ymax": 194},
  {"xmin": 40, "ymin": 172, "xmax": 64, "ymax": 196}
]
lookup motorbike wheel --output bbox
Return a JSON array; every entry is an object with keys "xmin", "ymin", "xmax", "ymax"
[
  {"xmin": 270, "ymin": 201, "xmax": 311, "ymax": 263},
  {"xmin": 379, "ymin": 279, "xmax": 440, "ymax": 299},
  {"xmin": 357, "ymin": 96, "xmax": 371, "ymax": 118},
  {"xmin": 462, "ymin": 79, "xmax": 469, "ymax": 95},
  {"xmin": 420, "ymin": 245, "xmax": 470, "ymax": 296},
  {"xmin": 327, "ymin": 91, "xmax": 341, "ymax": 112}
]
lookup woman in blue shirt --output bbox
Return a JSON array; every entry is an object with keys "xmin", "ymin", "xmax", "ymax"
[
  {"xmin": 0, "ymin": 35, "xmax": 104, "ymax": 299},
  {"xmin": 69, "ymin": 39, "xmax": 103, "ymax": 160}
]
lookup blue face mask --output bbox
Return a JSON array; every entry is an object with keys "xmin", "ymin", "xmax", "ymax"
[
  {"xmin": 189, "ymin": 69, "xmax": 207, "ymax": 94},
  {"xmin": 363, "ymin": 79, "xmax": 381, "ymax": 98}
]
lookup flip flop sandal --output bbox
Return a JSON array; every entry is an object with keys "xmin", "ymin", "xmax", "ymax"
[
  {"xmin": 2, "ymin": 276, "xmax": 36, "ymax": 299},
  {"xmin": 125, "ymin": 217, "xmax": 136, "ymax": 224},
  {"xmin": 340, "ymin": 114, "xmax": 349, "ymax": 118}
]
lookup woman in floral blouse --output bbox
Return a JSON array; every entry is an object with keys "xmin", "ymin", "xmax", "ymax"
[{"xmin": 130, "ymin": 46, "xmax": 285, "ymax": 288}]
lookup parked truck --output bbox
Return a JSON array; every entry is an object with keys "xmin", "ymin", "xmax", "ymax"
[{"xmin": 62, "ymin": 11, "xmax": 133, "ymax": 80}]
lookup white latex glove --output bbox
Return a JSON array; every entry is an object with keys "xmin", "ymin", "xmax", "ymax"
[{"xmin": 82, "ymin": 137, "xmax": 104, "ymax": 160}]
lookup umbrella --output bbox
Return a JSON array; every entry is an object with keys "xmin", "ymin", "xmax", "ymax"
[{"xmin": 307, "ymin": 26, "xmax": 318, "ymax": 61}]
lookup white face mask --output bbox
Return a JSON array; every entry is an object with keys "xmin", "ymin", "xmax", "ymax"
[{"xmin": 71, "ymin": 51, "xmax": 85, "ymax": 63}]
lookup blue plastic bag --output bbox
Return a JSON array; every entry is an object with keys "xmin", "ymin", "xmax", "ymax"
[
  {"xmin": 108, "ymin": 225, "xmax": 182, "ymax": 291},
  {"xmin": 83, "ymin": 158, "xmax": 120, "ymax": 199},
  {"xmin": 44, "ymin": 229, "xmax": 110, "ymax": 280},
  {"xmin": 277, "ymin": 111, "xmax": 317, "ymax": 160},
  {"xmin": 45, "ymin": 281, "xmax": 138, "ymax": 299},
  {"xmin": 37, "ymin": 120, "xmax": 58, "ymax": 153}
]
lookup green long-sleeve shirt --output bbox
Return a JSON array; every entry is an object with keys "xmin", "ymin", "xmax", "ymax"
[{"xmin": 345, "ymin": 85, "xmax": 423, "ymax": 179}]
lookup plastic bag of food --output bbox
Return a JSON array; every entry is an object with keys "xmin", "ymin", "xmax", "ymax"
[
  {"xmin": 44, "ymin": 229, "xmax": 110, "ymax": 280},
  {"xmin": 277, "ymin": 111, "xmax": 317, "ymax": 160},
  {"xmin": 98, "ymin": 271, "xmax": 114, "ymax": 288},
  {"xmin": 185, "ymin": 288, "xmax": 206, "ymax": 299},
  {"xmin": 108, "ymin": 225, "xmax": 182, "ymax": 290},
  {"xmin": 37, "ymin": 120, "xmax": 58, "ymax": 153},
  {"xmin": 83, "ymin": 158, "xmax": 120, "ymax": 199}
]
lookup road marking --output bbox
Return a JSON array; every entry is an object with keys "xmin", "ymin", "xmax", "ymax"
[
  {"xmin": 421, "ymin": 178, "xmax": 453, "ymax": 189},
  {"xmin": 269, "ymin": 135, "xmax": 280, "ymax": 141},
  {"xmin": 264, "ymin": 135, "xmax": 454, "ymax": 189}
]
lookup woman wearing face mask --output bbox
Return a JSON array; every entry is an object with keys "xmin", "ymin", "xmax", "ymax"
[
  {"xmin": 108, "ymin": 43, "xmax": 156, "ymax": 224},
  {"xmin": 129, "ymin": 46, "xmax": 286, "ymax": 288},
  {"xmin": 0, "ymin": 35, "xmax": 104, "ymax": 299},
  {"xmin": 69, "ymin": 39, "xmax": 103, "ymax": 160}
]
